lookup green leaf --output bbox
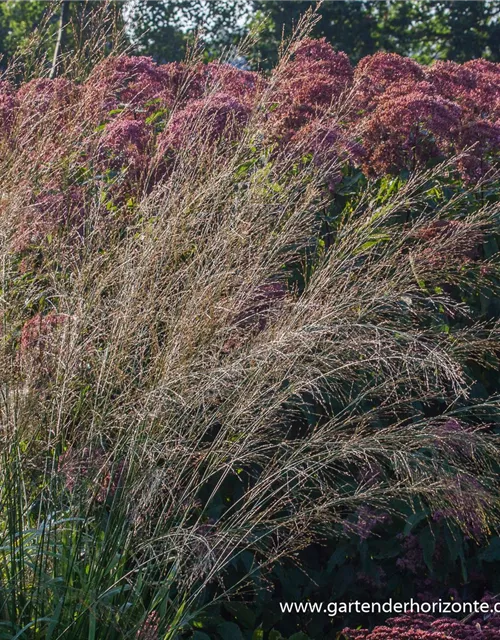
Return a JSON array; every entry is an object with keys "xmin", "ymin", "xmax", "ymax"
[
  {"xmin": 444, "ymin": 525, "xmax": 468, "ymax": 582},
  {"xmin": 217, "ymin": 622, "xmax": 244, "ymax": 640},
  {"xmin": 480, "ymin": 536, "xmax": 500, "ymax": 562},
  {"xmin": 97, "ymin": 584, "xmax": 131, "ymax": 602},
  {"xmin": 358, "ymin": 233, "xmax": 391, "ymax": 252},
  {"xmin": 403, "ymin": 510, "xmax": 429, "ymax": 536},
  {"xmin": 46, "ymin": 597, "xmax": 65, "ymax": 640},
  {"xmin": 419, "ymin": 527, "xmax": 435, "ymax": 572},
  {"xmin": 224, "ymin": 602, "xmax": 256, "ymax": 629},
  {"xmin": 192, "ymin": 632, "xmax": 211, "ymax": 640},
  {"xmin": 327, "ymin": 547, "xmax": 347, "ymax": 573}
]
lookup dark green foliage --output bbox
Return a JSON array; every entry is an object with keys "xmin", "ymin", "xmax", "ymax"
[
  {"xmin": 3, "ymin": 1, "xmax": 500, "ymax": 70},
  {"xmin": 252, "ymin": 1, "xmax": 500, "ymax": 67},
  {"xmin": 0, "ymin": 1, "xmax": 124, "ymax": 76}
]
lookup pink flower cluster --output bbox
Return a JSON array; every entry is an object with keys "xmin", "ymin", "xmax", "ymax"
[
  {"xmin": 19, "ymin": 311, "xmax": 70, "ymax": 376},
  {"xmin": 156, "ymin": 91, "xmax": 250, "ymax": 154},
  {"xmin": 84, "ymin": 56, "xmax": 262, "ymax": 120},
  {"xmin": 349, "ymin": 52, "xmax": 500, "ymax": 178},
  {"xmin": 20, "ymin": 311, "xmax": 68, "ymax": 352},
  {"xmin": 82, "ymin": 58, "xmax": 260, "ymax": 189},
  {"xmin": 354, "ymin": 52, "xmax": 425, "ymax": 112},
  {"xmin": 84, "ymin": 55, "xmax": 168, "ymax": 117},
  {"xmin": 17, "ymin": 77, "xmax": 76, "ymax": 114},
  {"xmin": 291, "ymin": 122, "xmax": 365, "ymax": 188},
  {"xmin": 359, "ymin": 82, "xmax": 462, "ymax": 175},
  {"xmin": 205, "ymin": 61, "xmax": 264, "ymax": 103},
  {"xmin": 14, "ymin": 186, "xmax": 84, "ymax": 252},
  {"xmin": 16, "ymin": 77, "xmax": 78, "ymax": 138},
  {"xmin": 269, "ymin": 38, "xmax": 353, "ymax": 142},
  {"xmin": 98, "ymin": 116, "xmax": 153, "ymax": 178},
  {"xmin": 136, "ymin": 611, "xmax": 160, "ymax": 640},
  {"xmin": 412, "ymin": 219, "xmax": 484, "ymax": 271},
  {"xmin": 3, "ymin": 44, "xmax": 500, "ymax": 254},
  {"xmin": 272, "ymin": 45, "xmax": 500, "ymax": 179},
  {"xmin": 343, "ymin": 609, "xmax": 500, "ymax": 639}
]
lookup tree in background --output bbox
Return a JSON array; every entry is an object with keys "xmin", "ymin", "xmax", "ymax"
[
  {"xmin": 126, "ymin": 0, "xmax": 250, "ymax": 62},
  {"xmin": 250, "ymin": 0, "xmax": 379, "ymax": 67},
  {"xmin": 50, "ymin": 0, "xmax": 69, "ymax": 78},
  {"xmin": 0, "ymin": 0, "xmax": 47, "ymax": 64},
  {"xmin": 1, "ymin": 1, "xmax": 500, "ymax": 71},
  {"xmin": 0, "ymin": 1, "xmax": 123, "ymax": 75},
  {"xmin": 251, "ymin": 0, "xmax": 500, "ymax": 67},
  {"xmin": 435, "ymin": 0, "xmax": 500, "ymax": 61}
]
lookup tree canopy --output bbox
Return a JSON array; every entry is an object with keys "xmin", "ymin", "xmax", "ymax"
[
  {"xmin": 251, "ymin": 1, "xmax": 500, "ymax": 67},
  {"xmin": 1, "ymin": 1, "xmax": 500, "ymax": 71}
]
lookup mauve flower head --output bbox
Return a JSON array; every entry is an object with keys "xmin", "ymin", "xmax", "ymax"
[
  {"xmin": 17, "ymin": 77, "xmax": 77, "ymax": 120},
  {"xmin": 286, "ymin": 37, "xmax": 354, "ymax": 94},
  {"xmin": 14, "ymin": 186, "xmax": 85, "ymax": 252},
  {"xmin": 102, "ymin": 117, "xmax": 150, "ymax": 151},
  {"xmin": 455, "ymin": 119, "xmax": 500, "ymax": 181},
  {"xmin": 396, "ymin": 533, "xmax": 425, "ymax": 574},
  {"xmin": 84, "ymin": 55, "xmax": 166, "ymax": 119},
  {"xmin": 426, "ymin": 61, "xmax": 479, "ymax": 111},
  {"xmin": 205, "ymin": 62, "xmax": 265, "ymax": 104},
  {"xmin": 158, "ymin": 61, "xmax": 205, "ymax": 107},
  {"xmin": 344, "ymin": 606, "xmax": 500, "ymax": 639},
  {"xmin": 156, "ymin": 91, "xmax": 250, "ymax": 155},
  {"xmin": 424, "ymin": 60, "xmax": 500, "ymax": 179},
  {"xmin": 287, "ymin": 38, "xmax": 352, "ymax": 84},
  {"xmin": 464, "ymin": 58, "xmax": 500, "ymax": 79},
  {"xmin": 291, "ymin": 121, "xmax": 364, "ymax": 186},
  {"xmin": 269, "ymin": 38, "xmax": 353, "ymax": 141},
  {"xmin": 0, "ymin": 80, "xmax": 14, "ymax": 95},
  {"xmin": 136, "ymin": 611, "xmax": 160, "ymax": 640},
  {"xmin": 20, "ymin": 311, "xmax": 70, "ymax": 376},
  {"xmin": 20, "ymin": 311, "xmax": 68, "ymax": 352},
  {"xmin": 354, "ymin": 52, "xmax": 425, "ymax": 113},
  {"xmin": 98, "ymin": 116, "xmax": 152, "ymax": 174},
  {"xmin": 361, "ymin": 84, "xmax": 462, "ymax": 175},
  {"xmin": 356, "ymin": 51, "xmax": 424, "ymax": 85},
  {"xmin": 463, "ymin": 59, "xmax": 500, "ymax": 119}
]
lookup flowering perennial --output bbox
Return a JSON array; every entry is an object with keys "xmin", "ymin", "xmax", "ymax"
[
  {"xmin": 2, "ymin": 43, "xmax": 499, "ymax": 246},
  {"xmin": 5, "ymin": 42, "xmax": 498, "ymax": 407},
  {"xmin": 343, "ymin": 610, "xmax": 500, "ymax": 639}
]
